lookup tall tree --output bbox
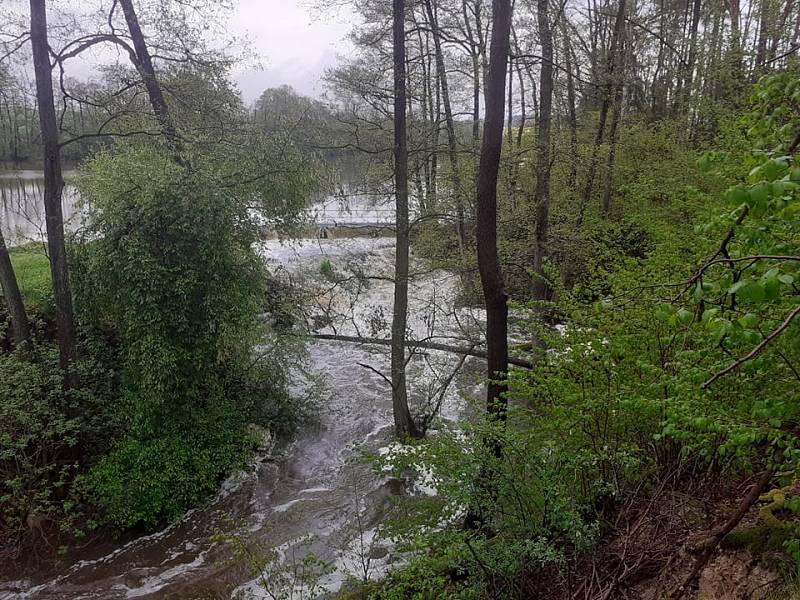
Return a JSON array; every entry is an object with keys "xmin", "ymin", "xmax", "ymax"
[
  {"xmin": 562, "ymin": 20, "xmax": 579, "ymax": 187},
  {"xmin": 677, "ymin": 0, "xmax": 703, "ymax": 113},
  {"xmin": 532, "ymin": 0, "xmax": 554, "ymax": 301},
  {"xmin": 476, "ymin": 0, "xmax": 513, "ymax": 421},
  {"xmin": 118, "ymin": 0, "xmax": 186, "ymax": 164},
  {"xmin": 423, "ymin": 0, "xmax": 468, "ymax": 251},
  {"xmin": 29, "ymin": 0, "xmax": 78, "ymax": 377},
  {"xmin": 579, "ymin": 0, "xmax": 627, "ymax": 220},
  {"xmin": 601, "ymin": 10, "xmax": 627, "ymax": 214},
  {"xmin": 391, "ymin": 0, "xmax": 421, "ymax": 439}
]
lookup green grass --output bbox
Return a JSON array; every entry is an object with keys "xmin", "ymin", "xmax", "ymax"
[{"xmin": 8, "ymin": 243, "xmax": 52, "ymax": 310}]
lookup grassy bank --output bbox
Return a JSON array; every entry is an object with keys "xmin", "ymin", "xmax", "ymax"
[{"xmin": 8, "ymin": 243, "xmax": 51, "ymax": 310}]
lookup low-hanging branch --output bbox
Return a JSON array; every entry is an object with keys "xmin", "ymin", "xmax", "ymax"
[
  {"xmin": 674, "ymin": 205, "xmax": 750, "ymax": 301},
  {"xmin": 702, "ymin": 303, "xmax": 800, "ymax": 389},
  {"xmin": 309, "ymin": 333, "xmax": 534, "ymax": 369}
]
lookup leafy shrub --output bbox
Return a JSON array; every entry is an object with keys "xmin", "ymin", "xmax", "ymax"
[
  {"xmin": 71, "ymin": 145, "xmax": 312, "ymax": 528},
  {"xmin": 0, "ymin": 346, "xmax": 116, "ymax": 540}
]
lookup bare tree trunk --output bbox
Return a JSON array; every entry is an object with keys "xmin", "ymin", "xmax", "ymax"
[
  {"xmin": 310, "ymin": 334, "xmax": 534, "ymax": 369},
  {"xmin": 728, "ymin": 0, "xmax": 743, "ymax": 82},
  {"xmin": 413, "ymin": 11, "xmax": 433, "ymax": 214},
  {"xmin": 601, "ymin": 58, "xmax": 624, "ymax": 214},
  {"xmin": 0, "ymin": 226, "xmax": 30, "ymax": 348},
  {"xmin": 119, "ymin": 0, "xmax": 186, "ymax": 165},
  {"xmin": 794, "ymin": 1, "xmax": 800, "ymax": 46},
  {"xmin": 507, "ymin": 55, "xmax": 514, "ymax": 147},
  {"xmin": 601, "ymin": 26, "xmax": 627, "ymax": 215},
  {"xmin": 679, "ymin": 0, "xmax": 703, "ymax": 114},
  {"xmin": 768, "ymin": 0, "xmax": 795, "ymax": 62},
  {"xmin": 391, "ymin": 0, "xmax": 421, "ymax": 440},
  {"xmin": 475, "ymin": 0, "xmax": 490, "ymax": 98},
  {"xmin": 515, "ymin": 59, "xmax": 526, "ymax": 148},
  {"xmin": 755, "ymin": 0, "xmax": 770, "ymax": 71},
  {"xmin": 562, "ymin": 21, "xmax": 579, "ymax": 188},
  {"xmin": 651, "ymin": 0, "xmax": 668, "ymax": 118},
  {"xmin": 30, "ymin": 0, "xmax": 78, "ymax": 379},
  {"xmin": 532, "ymin": 0, "xmax": 554, "ymax": 301},
  {"xmin": 579, "ymin": 0, "xmax": 627, "ymax": 222},
  {"xmin": 463, "ymin": 0, "xmax": 482, "ymax": 150},
  {"xmin": 424, "ymin": 0, "xmax": 467, "ymax": 250},
  {"xmin": 476, "ymin": 0, "xmax": 513, "ymax": 421}
]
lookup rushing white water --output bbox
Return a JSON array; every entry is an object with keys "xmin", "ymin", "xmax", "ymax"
[{"xmin": 0, "ymin": 184, "xmax": 486, "ymax": 600}]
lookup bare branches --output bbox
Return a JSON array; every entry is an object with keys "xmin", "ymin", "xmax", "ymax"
[
  {"xmin": 0, "ymin": 32, "xmax": 31, "ymax": 64},
  {"xmin": 674, "ymin": 206, "xmax": 750, "ymax": 302},
  {"xmin": 670, "ymin": 461, "xmax": 778, "ymax": 598},
  {"xmin": 702, "ymin": 304, "xmax": 800, "ymax": 389},
  {"xmin": 357, "ymin": 361, "xmax": 395, "ymax": 387},
  {"xmin": 53, "ymin": 33, "xmax": 137, "ymax": 65}
]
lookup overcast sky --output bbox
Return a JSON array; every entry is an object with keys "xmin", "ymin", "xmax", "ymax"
[
  {"xmin": 229, "ymin": 1, "xmax": 355, "ymax": 103},
  {"xmin": 3, "ymin": 0, "xmax": 355, "ymax": 105}
]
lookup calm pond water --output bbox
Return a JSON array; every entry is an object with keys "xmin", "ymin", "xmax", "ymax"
[{"xmin": 0, "ymin": 170, "xmax": 80, "ymax": 246}]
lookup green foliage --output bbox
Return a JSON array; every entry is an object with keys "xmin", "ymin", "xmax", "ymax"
[
  {"xmin": 0, "ymin": 349, "xmax": 78, "ymax": 532},
  {"xmin": 367, "ymin": 413, "xmax": 596, "ymax": 598},
  {"xmin": 84, "ymin": 410, "xmax": 253, "ymax": 528},
  {"xmin": 378, "ymin": 72, "xmax": 800, "ymax": 595},
  {"xmin": 71, "ymin": 143, "xmax": 314, "ymax": 528},
  {"xmin": 0, "ymin": 345, "xmax": 117, "ymax": 536}
]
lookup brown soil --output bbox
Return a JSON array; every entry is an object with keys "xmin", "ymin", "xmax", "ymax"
[{"xmin": 512, "ymin": 470, "xmax": 789, "ymax": 600}]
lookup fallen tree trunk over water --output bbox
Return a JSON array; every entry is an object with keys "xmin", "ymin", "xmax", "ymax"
[{"xmin": 310, "ymin": 333, "xmax": 534, "ymax": 370}]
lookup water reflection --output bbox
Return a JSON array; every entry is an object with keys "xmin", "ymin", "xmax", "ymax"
[{"xmin": 0, "ymin": 170, "xmax": 80, "ymax": 247}]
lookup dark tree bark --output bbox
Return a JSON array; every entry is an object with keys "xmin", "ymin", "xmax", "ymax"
[
  {"xmin": 728, "ymin": 0, "xmax": 743, "ymax": 83},
  {"xmin": 30, "ymin": 0, "xmax": 78, "ymax": 378},
  {"xmin": 310, "ymin": 334, "xmax": 534, "ymax": 370},
  {"xmin": 532, "ymin": 0, "xmax": 554, "ymax": 301},
  {"xmin": 463, "ymin": 0, "xmax": 483, "ymax": 151},
  {"xmin": 768, "ymin": 0, "xmax": 795, "ymax": 62},
  {"xmin": 601, "ymin": 46, "xmax": 625, "ymax": 215},
  {"xmin": 755, "ymin": 0, "xmax": 772, "ymax": 71},
  {"xmin": 514, "ymin": 58, "xmax": 526, "ymax": 149},
  {"xmin": 476, "ymin": 0, "xmax": 513, "ymax": 421},
  {"xmin": 0, "ymin": 227, "xmax": 30, "ymax": 348},
  {"xmin": 601, "ymin": 23, "xmax": 628, "ymax": 215},
  {"xmin": 118, "ymin": 0, "xmax": 186, "ymax": 164},
  {"xmin": 507, "ymin": 53, "xmax": 514, "ymax": 147},
  {"xmin": 391, "ymin": 0, "xmax": 421, "ymax": 440}
]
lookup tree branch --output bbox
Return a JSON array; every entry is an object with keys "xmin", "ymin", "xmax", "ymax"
[
  {"xmin": 310, "ymin": 334, "xmax": 534, "ymax": 369},
  {"xmin": 703, "ymin": 304, "xmax": 800, "ymax": 389}
]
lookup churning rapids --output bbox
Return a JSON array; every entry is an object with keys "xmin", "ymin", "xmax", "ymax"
[{"xmin": 0, "ymin": 176, "xmax": 486, "ymax": 599}]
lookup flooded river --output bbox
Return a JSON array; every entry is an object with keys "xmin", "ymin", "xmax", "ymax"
[{"xmin": 0, "ymin": 173, "xmax": 484, "ymax": 599}]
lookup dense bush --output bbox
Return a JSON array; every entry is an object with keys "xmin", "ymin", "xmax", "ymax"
[
  {"xmin": 0, "ymin": 345, "xmax": 117, "ymax": 544},
  {"xmin": 70, "ymin": 145, "xmax": 313, "ymax": 528}
]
